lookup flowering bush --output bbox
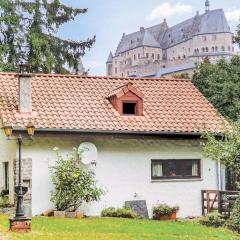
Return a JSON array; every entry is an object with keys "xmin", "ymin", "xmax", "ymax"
[
  {"xmin": 50, "ymin": 147, "xmax": 104, "ymax": 211},
  {"xmin": 152, "ymin": 203, "xmax": 179, "ymax": 217}
]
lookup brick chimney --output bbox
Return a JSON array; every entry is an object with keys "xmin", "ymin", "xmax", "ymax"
[{"xmin": 18, "ymin": 64, "xmax": 33, "ymax": 113}]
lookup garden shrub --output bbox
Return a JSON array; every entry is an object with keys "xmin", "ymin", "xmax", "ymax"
[
  {"xmin": 101, "ymin": 207, "xmax": 139, "ymax": 219},
  {"xmin": 50, "ymin": 147, "xmax": 104, "ymax": 211},
  {"xmin": 199, "ymin": 212, "xmax": 225, "ymax": 228},
  {"xmin": 152, "ymin": 203, "xmax": 179, "ymax": 217},
  {"xmin": 226, "ymin": 195, "xmax": 240, "ymax": 232},
  {"xmin": 0, "ymin": 193, "xmax": 11, "ymax": 208}
]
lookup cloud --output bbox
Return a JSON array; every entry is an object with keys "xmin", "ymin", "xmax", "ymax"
[
  {"xmin": 226, "ymin": 9, "xmax": 240, "ymax": 22},
  {"xmin": 146, "ymin": 2, "xmax": 193, "ymax": 21}
]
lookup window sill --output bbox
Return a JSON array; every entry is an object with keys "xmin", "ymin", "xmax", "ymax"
[{"xmin": 151, "ymin": 178, "xmax": 203, "ymax": 183}]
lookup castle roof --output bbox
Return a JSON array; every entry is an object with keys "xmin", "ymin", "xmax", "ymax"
[
  {"xmin": 106, "ymin": 51, "xmax": 113, "ymax": 63},
  {"xmin": 115, "ymin": 9, "xmax": 231, "ymax": 55}
]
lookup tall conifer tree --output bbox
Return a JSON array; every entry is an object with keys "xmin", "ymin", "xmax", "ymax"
[{"xmin": 0, "ymin": 0, "xmax": 95, "ymax": 73}]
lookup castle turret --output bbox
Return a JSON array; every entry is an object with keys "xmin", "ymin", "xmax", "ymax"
[
  {"xmin": 106, "ymin": 52, "xmax": 113, "ymax": 76},
  {"xmin": 205, "ymin": 0, "xmax": 210, "ymax": 12},
  {"xmin": 162, "ymin": 18, "xmax": 168, "ymax": 31}
]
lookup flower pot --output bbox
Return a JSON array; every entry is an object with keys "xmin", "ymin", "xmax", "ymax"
[
  {"xmin": 54, "ymin": 211, "xmax": 66, "ymax": 218},
  {"xmin": 154, "ymin": 212, "xmax": 177, "ymax": 221},
  {"xmin": 76, "ymin": 211, "xmax": 84, "ymax": 219},
  {"xmin": 65, "ymin": 211, "xmax": 77, "ymax": 218}
]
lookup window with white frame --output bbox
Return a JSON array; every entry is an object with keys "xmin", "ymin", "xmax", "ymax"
[{"xmin": 151, "ymin": 159, "xmax": 201, "ymax": 180}]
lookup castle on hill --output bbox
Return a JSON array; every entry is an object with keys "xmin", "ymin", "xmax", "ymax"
[{"xmin": 106, "ymin": 1, "xmax": 234, "ymax": 78}]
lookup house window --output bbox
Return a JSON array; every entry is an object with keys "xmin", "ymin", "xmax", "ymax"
[
  {"xmin": 138, "ymin": 53, "xmax": 140, "ymax": 58},
  {"xmin": 146, "ymin": 53, "xmax": 149, "ymax": 58},
  {"xmin": 3, "ymin": 162, "xmax": 9, "ymax": 193},
  {"xmin": 115, "ymin": 67, "xmax": 117, "ymax": 74},
  {"xmin": 212, "ymin": 35, "xmax": 217, "ymax": 41},
  {"xmin": 222, "ymin": 46, "xmax": 225, "ymax": 52},
  {"xmin": 202, "ymin": 36, "xmax": 207, "ymax": 42},
  {"xmin": 134, "ymin": 55, "xmax": 136, "ymax": 60},
  {"xmin": 151, "ymin": 159, "xmax": 201, "ymax": 180},
  {"xmin": 122, "ymin": 102, "xmax": 136, "ymax": 115},
  {"xmin": 152, "ymin": 53, "xmax": 154, "ymax": 59}
]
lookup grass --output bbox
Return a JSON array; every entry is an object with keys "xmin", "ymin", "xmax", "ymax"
[{"xmin": 0, "ymin": 215, "xmax": 238, "ymax": 240}]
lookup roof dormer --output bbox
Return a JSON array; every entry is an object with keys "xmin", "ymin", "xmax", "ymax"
[{"xmin": 107, "ymin": 83, "xmax": 144, "ymax": 116}]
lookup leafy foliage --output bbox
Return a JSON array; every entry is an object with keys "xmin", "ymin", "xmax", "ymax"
[
  {"xmin": 172, "ymin": 72, "xmax": 190, "ymax": 79},
  {"xmin": 0, "ymin": 0, "xmax": 95, "ymax": 73},
  {"xmin": 199, "ymin": 212, "xmax": 225, "ymax": 228},
  {"xmin": 192, "ymin": 56, "xmax": 240, "ymax": 121},
  {"xmin": 0, "ymin": 193, "xmax": 11, "ymax": 208},
  {"xmin": 226, "ymin": 195, "xmax": 240, "ymax": 232},
  {"xmin": 202, "ymin": 123, "xmax": 240, "ymax": 189},
  {"xmin": 152, "ymin": 203, "xmax": 179, "ymax": 217},
  {"xmin": 50, "ymin": 148, "xmax": 103, "ymax": 211},
  {"xmin": 101, "ymin": 207, "xmax": 140, "ymax": 219}
]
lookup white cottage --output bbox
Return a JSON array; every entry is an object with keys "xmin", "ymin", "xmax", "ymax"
[{"xmin": 0, "ymin": 72, "xmax": 226, "ymax": 218}]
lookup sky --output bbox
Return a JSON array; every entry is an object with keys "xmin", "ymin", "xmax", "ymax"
[{"xmin": 59, "ymin": 0, "xmax": 240, "ymax": 75}]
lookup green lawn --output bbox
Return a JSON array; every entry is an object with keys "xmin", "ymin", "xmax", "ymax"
[{"xmin": 0, "ymin": 215, "xmax": 238, "ymax": 240}]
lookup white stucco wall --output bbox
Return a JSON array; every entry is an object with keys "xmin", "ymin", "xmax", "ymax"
[
  {"xmin": 0, "ymin": 123, "xmax": 17, "ymax": 203},
  {"xmin": 11, "ymin": 133, "xmax": 219, "ymax": 218}
]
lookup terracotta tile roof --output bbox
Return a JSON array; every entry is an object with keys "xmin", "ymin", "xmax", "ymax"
[{"xmin": 0, "ymin": 72, "xmax": 226, "ymax": 134}]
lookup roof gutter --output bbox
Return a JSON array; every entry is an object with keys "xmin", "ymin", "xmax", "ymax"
[{"xmin": 12, "ymin": 127, "xmax": 222, "ymax": 137}]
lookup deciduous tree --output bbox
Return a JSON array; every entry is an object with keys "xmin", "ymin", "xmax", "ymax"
[{"xmin": 192, "ymin": 56, "xmax": 240, "ymax": 121}]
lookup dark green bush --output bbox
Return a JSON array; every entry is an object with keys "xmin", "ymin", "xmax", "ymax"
[
  {"xmin": 152, "ymin": 203, "xmax": 179, "ymax": 217},
  {"xmin": 199, "ymin": 212, "xmax": 225, "ymax": 228},
  {"xmin": 0, "ymin": 194, "xmax": 11, "ymax": 208},
  {"xmin": 226, "ymin": 195, "xmax": 240, "ymax": 232},
  {"xmin": 101, "ymin": 207, "xmax": 139, "ymax": 219}
]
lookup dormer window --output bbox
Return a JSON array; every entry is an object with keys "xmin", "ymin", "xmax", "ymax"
[
  {"xmin": 123, "ymin": 102, "xmax": 136, "ymax": 115},
  {"xmin": 107, "ymin": 83, "xmax": 144, "ymax": 116}
]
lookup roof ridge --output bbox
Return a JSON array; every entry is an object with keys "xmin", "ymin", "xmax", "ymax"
[
  {"xmin": 0, "ymin": 71, "xmax": 191, "ymax": 81},
  {"xmin": 0, "ymin": 72, "xmax": 191, "ymax": 82}
]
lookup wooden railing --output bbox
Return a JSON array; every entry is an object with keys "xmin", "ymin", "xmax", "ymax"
[{"xmin": 202, "ymin": 190, "xmax": 239, "ymax": 217}]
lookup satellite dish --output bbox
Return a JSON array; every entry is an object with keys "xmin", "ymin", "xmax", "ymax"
[{"xmin": 78, "ymin": 142, "xmax": 98, "ymax": 165}]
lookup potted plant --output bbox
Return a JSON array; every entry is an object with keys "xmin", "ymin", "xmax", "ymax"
[
  {"xmin": 152, "ymin": 203, "xmax": 179, "ymax": 220},
  {"xmin": 50, "ymin": 147, "xmax": 103, "ymax": 218}
]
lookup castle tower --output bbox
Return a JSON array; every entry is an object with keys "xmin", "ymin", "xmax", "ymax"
[
  {"xmin": 205, "ymin": 0, "xmax": 210, "ymax": 12},
  {"xmin": 106, "ymin": 52, "xmax": 113, "ymax": 76}
]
